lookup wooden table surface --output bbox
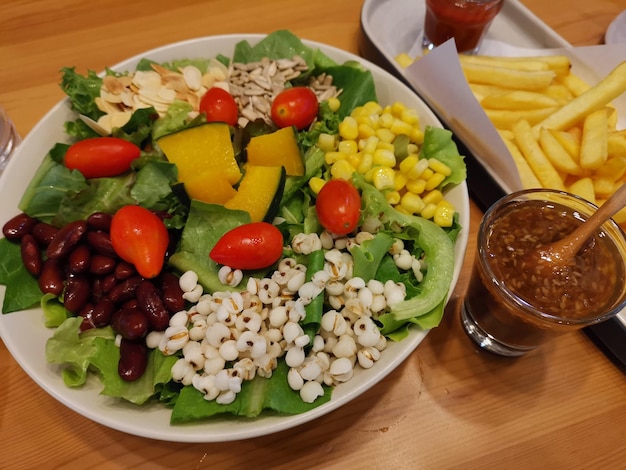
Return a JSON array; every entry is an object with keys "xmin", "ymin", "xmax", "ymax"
[{"xmin": 2, "ymin": 1, "xmax": 625, "ymax": 468}]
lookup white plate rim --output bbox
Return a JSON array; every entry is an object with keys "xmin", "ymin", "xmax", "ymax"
[
  {"xmin": 605, "ymin": 10, "xmax": 626, "ymax": 45},
  {"xmin": 0, "ymin": 34, "xmax": 469, "ymax": 442}
]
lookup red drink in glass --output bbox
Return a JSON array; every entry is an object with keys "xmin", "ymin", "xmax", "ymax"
[{"xmin": 422, "ymin": 0, "xmax": 504, "ymax": 54}]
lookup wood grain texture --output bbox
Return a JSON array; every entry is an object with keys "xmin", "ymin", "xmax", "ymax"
[{"xmin": 1, "ymin": 1, "xmax": 626, "ymax": 468}]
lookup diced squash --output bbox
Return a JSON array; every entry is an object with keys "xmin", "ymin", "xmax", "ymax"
[
  {"xmin": 246, "ymin": 126, "xmax": 305, "ymax": 176},
  {"xmin": 157, "ymin": 122, "xmax": 241, "ymax": 185},
  {"xmin": 224, "ymin": 165, "xmax": 286, "ymax": 222},
  {"xmin": 183, "ymin": 171, "xmax": 237, "ymax": 204}
]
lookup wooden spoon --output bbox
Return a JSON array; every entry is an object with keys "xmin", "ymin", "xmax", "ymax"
[{"xmin": 535, "ymin": 182, "xmax": 626, "ymax": 266}]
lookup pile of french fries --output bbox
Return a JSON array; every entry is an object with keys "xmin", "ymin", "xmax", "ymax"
[{"xmin": 459, "ymin": 55, "xmax": 626, "ymax": 223}]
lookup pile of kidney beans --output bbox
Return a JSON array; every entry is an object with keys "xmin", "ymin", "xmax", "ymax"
[{"xmin": 2, "ymin": 211, "xmax": 185, "ymax": 381}]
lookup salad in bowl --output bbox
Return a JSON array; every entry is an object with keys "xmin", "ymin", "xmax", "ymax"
[{"xmin": 0, "ymin": 30, "xmax": 468, "ymax": 441}]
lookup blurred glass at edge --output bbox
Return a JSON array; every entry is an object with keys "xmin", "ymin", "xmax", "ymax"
[{"xmin": 0, "ymin": 106, "xmax": 21, "ymax": 173}]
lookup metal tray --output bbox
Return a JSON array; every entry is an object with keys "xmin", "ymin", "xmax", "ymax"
[{"xmin": 358, "ymin": 0, "xmax": 626, "ymax": 371}]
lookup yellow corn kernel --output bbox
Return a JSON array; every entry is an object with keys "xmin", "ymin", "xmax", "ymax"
[
  {"xmin": 330, "ymin": 159, "xmax": 356, "ymax": 180},
  {"xmin": 347, "ymin": 152, "xmax": 362, "ymax": 170},
  {"xmin": 403, "ymin": 157, "xmax": 429, "ymax": 180},
  {"xmin": 363, "ymin": 101, "xmax": 383, "ymax": 115},
  {"xmin": 308, "ymin": 177, "xmax": 326, "ymax": 195},
  {"xmin": 359, "ymin": 136, "xmax": 379, "ymax": 154},
  {"xmin": 350, "ymin": 106, "xmax": 366, "ymax": 118},
  {"xmin": 327, "ymin": 97, "xmax": 341, "ymax": 112},
  {"xmin": 394, "ymin": 172, "xmax": 408, "ymax": 191},
  {"xmin": 325, "ymin": 151, "xmax": 345, "ymax": 165},
  {"xmin": 399, "ymin": 155, "xmax": 419, "ymax": 174},
  {"xmin": 422, "ymin": 189, "xmax": 443, "ymax": 206},
  {"xmin": 376, "ymin": 141, "xmax": 395, "ymax": 152},
  {"xmin": 386, "ymin": 191, "xmax": 401, "ymax": 205},
  {"xmin": 356, "ymin": 114, "xmax": 375, "ymax": 127},
  {"xmin": 425, "ymin": 172, "xmax": 446, "ymax": 191},
  {"xmin": 376, "ymin": 127, "xmax": 396, "ymax": 143},
  {"xmin": 400, "ymin": 192, "xmax": 425, "ymax": 214},
  {"xmin": 371, "ymin": 166, "xmax": 396, "ymax": 191},
  {"xmin": 379, "ymin": 112, "xmax": 394, "ymax": 129},
  {"xmin": 395, "ymin": 53, "xmax": 414, "ymax": 69},
  {"xmin": 390, "ymin": 119, "xmax": 414, "ymax": 136},
  {"xmin": 391, "ymin": 102, "xmax": 407, "ymax": 117},
  {"xmin": 317, "ymin": 133, "xmax": 337, "ymax": 152},
  {"xmin": 434, "ymin": 200, "xmax": 455, "ymax": 227},
  {"xmin": 401, "ymin": 108, "xmax": 420, "ymax": 125},
  {"xmin": 428, "ymin": 158, "xmax": 452, "ymax": 176},
  {"xmin": 421, "ymin": 168, "xmax": 434, "ymax": 180},
  {"xmin": 373, "ymin": 148, "xmax": 396, "ymax": 167},
  {"xmin": 358, "ymin": 123, "xmax": 376, "ymax": 139},
  {"xmin": 395, "ymin": 205, "xmax": 411, "ymax": 215},
  {"xmin": 339, "ymin": 117, "xmax": 359, "ymax": 140},
  {"xmin": 406, "ymin": 178, "xmax": 427, "ymax": 194},
  {"xmin": 407, "ymin": 144, "xmax": 419, "ymax": 154},
  {"xmin": 338, "ymin": 140, "xmax": 358, "ymax": 154},
  {"xmin": 410, "ymin": 128, "xmax": 425, "ymax": 144},
  {"xmin": 420, "ymin": 203, "xmax": 438, "ymax": 220},
  {"xmin": 357, "ymin": 152, "xmax": 373, "ymax": 174}
]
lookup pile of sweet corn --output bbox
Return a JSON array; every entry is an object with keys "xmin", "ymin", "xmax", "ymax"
[{"xmin": 313, "ymin": 99, "xmax": 456, "ymax": 228}]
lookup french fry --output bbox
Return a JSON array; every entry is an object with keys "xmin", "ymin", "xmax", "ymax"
[
  {"xmin": 459, "ymin": 54, "xmax": 571, "ymax": 77},
  {"xmin": 534, "ymin": 61, "xmax": 626, "ymax": 132},
  {"xmin": 596, "ymin": 156, "xmax": 626, "ymax": 181},
  {"xmin": 579, "ymin": 108, "xmax": 608, "ymax": 170},
  {"xmin": 608, "ymin": 130, "xmax": 626, "ymax": 157},
  {"xmin": 539, "ymin": 128, "xmax": 583, "ymax": 175},
  {"xmin": 568, "ymin": 177, "xmax": 596, "ymax": 204},
  {"xmin": 462, "ymin": 62, "xmax": 557, "ymax": 91},
  {"xmin": 548, "ymin": 129, "xmax": 581, "ymax": 161},
  {"xmin": 557, "ymin": 72, "xmax": 591, "ymax": 97},
  {"xmin": 502, "ymin": 137, "xmax": 542, "ymax": 188},
  {"xmin": 481, "ymin": 91, "xmax": 560, "ymax": 110},
  {"xmin": 512, "ymin": 119, "xmax": 565, "ymax": 190},
  {"xmin": 592, "ymin": 175, "xmax": 617, "ymax": 199},
  {"xmin": 484, "ymin": 107, "xmax": 557, "ymax": 130}
]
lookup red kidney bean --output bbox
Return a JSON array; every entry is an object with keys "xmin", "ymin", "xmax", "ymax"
[
  {"xmin": 79, "ymin": 303, "xmax": 97, "ymax": 331},
  {"xmin": 86, "ymin": 212, "xmax": 113, "ymax": 231},
  {"xmin": 91, "ymin": 298, "xmax": 115, "ymax": 327},
  {"xmin": 114, "ymin": 261, "xmax": 135, "ymax": 280},
  {"xmin": 112, "ymin": 306, "xmax": 149, "ymax": 341},
  {"xmin": 121, "ymin": 298, "xmax": 139, "ymax": 310},
  {"xmin": 46, "ymin": 220, "xmax": 87, "ymax": 259},
  {"xmin": 63, "ymin": 274, "xmax": 91, "ymax": 313},
  {"xmin": 118, "ymin": 338, "xmax": 148, "ymax": 382},
  {"xmin": 31, "ymin": 222, "xmax": 59, "ymax": 247},
  {"xmin": 136, "ymin": 280, "xmax": 170, "ymax": 331},
  {"xmin": 89, "ymin": 254, "xmax": 117, "ymax": 275},
  {"xmin": 100, "ymin": 273, "xmax": 118, "ymax": 295},
  {"xmin": 20, "ymin": 234, "xmax": 43, "ymax": 276},
  {"xmin": 68, "ymin": 244, "xmax": 91, "ymax": 274},
  {"xmin": 107, "ymin": 275, "xmax": 142, "ymax": 303},
  {"xmin": 86, "ymin": 230, "xmax": 117, "ymax": 257},
  {"xmin": 2, "ymin": 213, "xmax": 37, "ymax": 241},
  {"xmin": 160, "ymin": 272, "xmax": 185, "ymax": 314},
  {"xmin": 38, "ymin": 258, "xmax": 65, "ymax": 295}
]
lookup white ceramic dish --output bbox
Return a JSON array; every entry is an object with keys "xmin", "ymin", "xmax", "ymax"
[
  {"xmin": 605, "ymin": 10, "xmax": 626, "ymax": 44},
  {"xmin": 0, "ymin": 34, "xmax": 470, "ymax": 442}
]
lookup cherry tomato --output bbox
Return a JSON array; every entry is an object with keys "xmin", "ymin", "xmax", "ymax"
[
  {"xmin": 271, "ymin": 87, "xmax": 319, "ymax": 130},
  {"xmin": 110, "ymin": 205, "xmax": 169, "ymax": 279},
  {"xmin": 210, "ymin": 222, "xmax": 283, "ymax": 270},
  {"xmin": 199, "ymin": 87, "xmax": 239, "ymax": 126},
  {"xmin": 315, "ymin": 178, "xmax": 361, "ymax": 235},
  {"xmin": 64, "ymin": 137, "xmax": 141, "ymax": 179}
]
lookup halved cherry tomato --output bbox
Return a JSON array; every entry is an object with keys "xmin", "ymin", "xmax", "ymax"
[
  {"xmin": 315, "ymin": 178, "xmax": 361, "ymax": 235},
  {"xmin": 110, "ymin": 205, "xmax": 169, "ymax": 279},
  {"xmin": 199, "ymin": 87, "xmax": 239, "ymax": 126},
  {"xmin": 210, "ymin": 222, "xmax": 283, "ymax": 270},
  {"xmin": 271, "ymin": 87, "xmax": 319, "ymax": 130},
  {"xmin": 65, "ymin": 137, "xmax": 141, "ymax": 179}
]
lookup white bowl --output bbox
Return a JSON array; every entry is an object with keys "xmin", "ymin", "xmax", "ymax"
[{"xmin": 0, "ymin": 34, "xmax": 469, "ymax": 442}]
